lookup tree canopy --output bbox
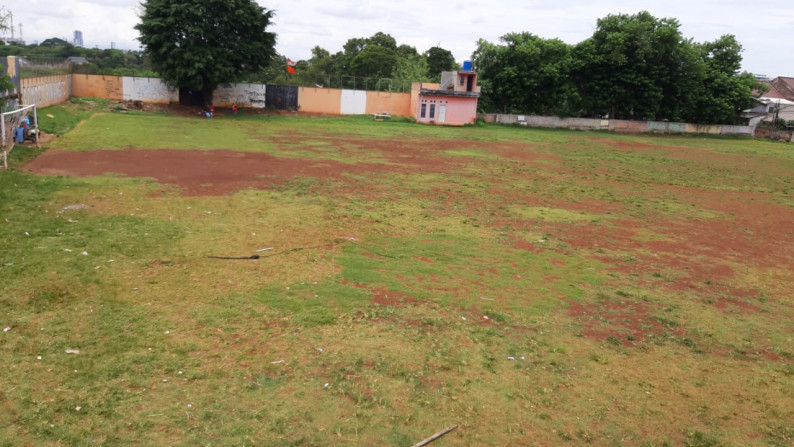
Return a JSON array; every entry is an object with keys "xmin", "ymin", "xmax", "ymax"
[
  {"xmin": 135, "ymin": 0, "xmax": 277, "ymax": 104},
  {"xmin": 425, "ymin": 46, "xmax": 457, "ymax": 79},
  {"xmin": 280, "ymin": 32, "xmax": 458, "ymax": 87},
  {"xmin": 473, "ymin": 33, "xmax": 578, "ymax": 116},
  {"xmin": 473, "ymin": 11, "xmax": 765, "ymax": 124}
]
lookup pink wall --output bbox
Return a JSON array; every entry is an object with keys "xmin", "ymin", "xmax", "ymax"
[{"xmin": 416, "ymin": 95, "xmax": 478, "ymax": 125}]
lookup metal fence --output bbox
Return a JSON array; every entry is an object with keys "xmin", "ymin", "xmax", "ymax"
[
  {"xmin": 267, "ymin": 74, "xmax": 414, "ymax": 93},
  {"xmin": 18, "ymin": 57, "xmax": 71, "ymax": 78}
]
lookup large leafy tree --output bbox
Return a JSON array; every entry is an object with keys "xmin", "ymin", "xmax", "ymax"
[
  {"xmin": 475, "ymin": 11, "xmax": 761, "ymax": 124},
  {"xmin": 574, "ymin": 12, "xmax": 692, "ymax": 120},
  {"xmin": 287, "ymin": 33, "xmax": 454, "ymax": 85},
  {"xmin": 473, "ymin": 33, "xmax": 579, "ymax": 115},
  {"xmin": 688, "ymin": 35, "xmax": 763, "ymax": 124},
  {"xmin": 424, "ymin": 46, "xmax": 457, "ymax": 79},
  {"xmin": 135, "ymin": 0, "xmax": 277, "ymax": 104},
  {"xmin": 350, "ymin": 45, "xmax": 397, "ymax": 78}
]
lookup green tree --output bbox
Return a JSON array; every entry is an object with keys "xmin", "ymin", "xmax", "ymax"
[
  {"xmin": 425, "ymin": 46, "xmax": 457, "ymax": 79},
  {"xmin": 40, "ymin": 38, "xmax": 71, "ymax": 47},
  {"xmin": 391, "ymin": 52, "xmax": 429, "ymax": 83},
  {"xmin": 0, "ymin": 7, "xmax": 16, "ymax": 107},
  {"xmin": 473, "ymin": 33, "xmax": 579, "ymax": 115},
  {"xmin": 135, "ymin": 0, "xmax": 277, "ymax": 105},
  {"xmin": 337, "ymin": 32, "xmax": 405, "ymax": 80},
  {"xmin": 688, "ymin": 35, "xmax": 764, "ymax": 124},
  {"xmin": 575, "ymin": 12, "xmax": 691, "ymax": 120},
  {"xmin": 367, "ymin": 32, "xmax": 397, "ymax": 50},
  {"xmin": 350, "ymin": 45, "xmax": 397, "ymax": 78}
]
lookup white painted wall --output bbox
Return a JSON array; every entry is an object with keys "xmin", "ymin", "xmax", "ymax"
[
  {"xmin": 22, "ymin": 75, "xmax": 71, "ymax": 107},
  {"xmin": 122, "ymin": 77, "xmax": 177, "ymax": 103},
  {"xmin": 214, "ymin": 83, "xmax": 266, "ymax": 108},
  {"xmin": 340, "ymin": 90, "xmax": 367, "ymax": 115}
]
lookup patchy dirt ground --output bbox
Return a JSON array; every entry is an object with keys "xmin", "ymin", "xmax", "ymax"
[
  {"xmin": 21, "ymin": 126, "xmax": 794, "ymax": 351},
  {"xmin": 9, "ymin": 116, "xmax": 794, "ymax": 446}
]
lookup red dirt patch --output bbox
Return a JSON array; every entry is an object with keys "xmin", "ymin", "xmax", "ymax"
[
  {"xmin": 569, "ymin": 299, "xmax": 687, "ymax": 346},
  {"xmin": 511, "ymin": 239, "xmax": 542, "ymax": 253},
  {"xmin": 343, "ymin": 281, "xmax": 421, "ymax": 307},
  {"xmin": 25, "ymin": 148, "xmax": 429, "ymax": 196}
]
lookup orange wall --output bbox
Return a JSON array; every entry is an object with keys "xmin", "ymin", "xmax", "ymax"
[
  {"xmin": 298, "ymin": 87, "xmax": 341, "ymax": 114},
  {"xmin": 71, "ymin": 74, "xmax": 123, "ymax": 101},
  {"xmin": 365, "ymin": 91, "xmax": 411, "ymax": 117}
]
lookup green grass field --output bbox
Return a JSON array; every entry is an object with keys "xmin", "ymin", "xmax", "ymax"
[{"xmin": 1, "ymin": 99, "xmax": 792, "ymax": 446}]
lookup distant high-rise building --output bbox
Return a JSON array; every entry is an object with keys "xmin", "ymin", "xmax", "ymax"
[
  {"xmin": 73, "ymin": 30, "xmax": 83, "ymax": 47},
  {"xmin": 111, "ymin": 41, "xmax": 116, "ymax": 50}
]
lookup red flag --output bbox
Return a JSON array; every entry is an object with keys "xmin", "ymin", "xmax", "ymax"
[{"xmin": 287, "ymin": 58, "xmax": 296, "ymax": 74}]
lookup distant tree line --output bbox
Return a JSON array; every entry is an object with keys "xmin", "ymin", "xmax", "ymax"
[
  {"xmin": 254, "ymin": 32, "xmax": 459, "ymax": 87},
  {"xmin": 0, "ymin": 38, "xmax": 156, "ymax": 77},
  {"xmin": 473, "ymin": 11, "xmax": 766, "ymax": 124}
]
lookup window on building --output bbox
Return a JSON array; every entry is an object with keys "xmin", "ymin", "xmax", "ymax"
[
  {"xmin": 459, "ymin": 76, "xmax": 465, "ymax": 86},
  {"xmin": 430, "ymin": 104, "xmax": 436, "ymax": 118},
  {"xmin": 421, "ymin": 103, "xmax": 427, "ymax": 118}
]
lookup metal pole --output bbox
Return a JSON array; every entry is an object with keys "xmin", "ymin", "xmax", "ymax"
[
  {"xmin": 1, "ymin": 115, "xmax": 6, "ymax": 169},
  {"xmin": 33, "ymin": 104, "xmax": 39, "ymax": 147}
]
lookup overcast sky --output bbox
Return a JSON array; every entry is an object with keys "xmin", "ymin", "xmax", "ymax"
[{"xmin": 12, "ymin": 1, "xmax": 794, "ymax": 77}]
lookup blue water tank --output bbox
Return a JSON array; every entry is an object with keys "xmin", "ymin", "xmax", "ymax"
[{"xmin": 462, "ymin": 60, "xmax": 473, "ymax": 71}]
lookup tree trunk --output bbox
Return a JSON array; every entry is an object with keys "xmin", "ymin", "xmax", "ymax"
[{"xmin": 202, "ymin": 86, "xmax": 216, "ymax": 108}]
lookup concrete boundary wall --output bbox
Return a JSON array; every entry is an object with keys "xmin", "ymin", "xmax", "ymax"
[
  {"xmin": 72, "ymin": 74, "xmax": 123, "ymax": 101},
  {"xmin": 340, "ymin": 90, "xmax": 367, "ymax": 115},
  {"xmin": 122, "ymin": 77, "xmax": 177, "ymax": 104},
  {"xmin": 214, "ymin": 83, "xmax": 266, "ymax": 108},
  {"xmin": 366, "ymin": 91, "xmax": 412, "ymax": 116},
  {"xmin": 21, "ymin": 75, "xmax": 71, "ymax": 107},
  {"xmin": 298, "ymin": 87, "xmax": 342, "ymax": 114},
  {"xmin": 481, "ymin": 113, "xmax": 755, "ymax": 137},
  {"xmin": 482, "ymin": 114, "xmax": 605, "ymax": 130},
  {"xmin": 43, "ymin": 73, "xmax": 416, "ymax": 116}
]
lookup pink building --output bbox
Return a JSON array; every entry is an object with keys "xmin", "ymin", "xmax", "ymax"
[{"xmin": 412, "ymin": 69, "xmax": 480, "ymax": 126}]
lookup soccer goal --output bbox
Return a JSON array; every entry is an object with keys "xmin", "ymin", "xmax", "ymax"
[{"xmin": 1, "ymin": 103, "xmax": 38, "ymax": 169}]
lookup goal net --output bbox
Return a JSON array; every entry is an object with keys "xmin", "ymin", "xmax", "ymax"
[{"xmin": 1, "ymin": 103, "xmax": 38, "ymax": 169}]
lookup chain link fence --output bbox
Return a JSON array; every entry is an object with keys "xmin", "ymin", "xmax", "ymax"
[
  {"xmin": 265, "ymin": 74, "xmax": 414, "ymax": 93},
  {"xmin": 18, "ymin": 57, "xmax": 71, "ymax": 78}
]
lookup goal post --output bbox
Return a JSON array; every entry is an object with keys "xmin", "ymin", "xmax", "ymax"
[{"xmin": 1, "ymin": 103, "xmax": 38, "ymax": 169}]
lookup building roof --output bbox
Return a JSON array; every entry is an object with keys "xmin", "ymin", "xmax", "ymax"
[
  {"xmin": 762, "ymin": 82, "xmax": 787, "ymax": 100},
  {"xmin": 768, "ymin": 77, "xmax": 794, "ymax": 101},
  {"xmin": 67, "ymin": 57, "xmax": 89, "ymax": 65}
]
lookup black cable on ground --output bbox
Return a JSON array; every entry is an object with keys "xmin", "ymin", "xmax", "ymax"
[
  {"xmin": 207, "ymin": 255, "xmax": 261, "ymax": 260},
  {"xmin": 206, "ymin": 238, "xmax": 397, "ymax": 261}
]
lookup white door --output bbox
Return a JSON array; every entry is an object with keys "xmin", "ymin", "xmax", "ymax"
[{"xmin": 438, "ymin": 105, "xmax": 446, "ymax": 123}]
